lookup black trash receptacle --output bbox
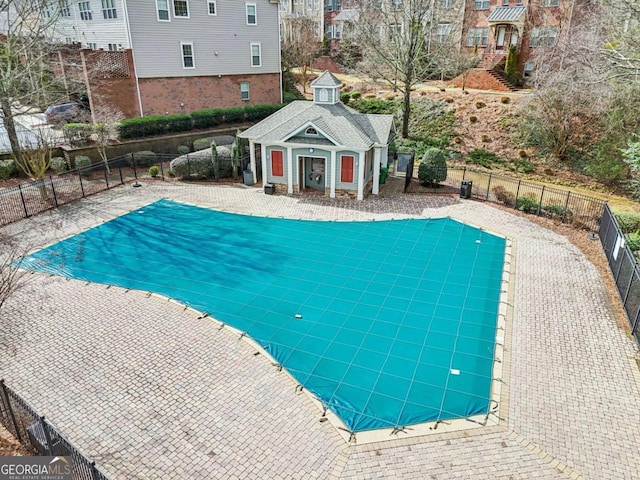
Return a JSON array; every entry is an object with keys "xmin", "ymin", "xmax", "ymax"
[
  {"xmin": 264, "ymin": 183, "xmax": 275, "ymax": 195},
  {"xmin": 460, "ymin": 180, "xmax": 473, "ymax": 199},
  {"xmin": 243, "ymin": 170, "xmax": 254, "ymax": 186}
]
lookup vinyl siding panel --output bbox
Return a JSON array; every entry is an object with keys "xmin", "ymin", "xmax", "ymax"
[
  {"xmin": 126, "ymin": 0, "xmax": 280, "ymax": 78},
  {"xmin": 49, "ymin": 1, "xmax": 129, "ymax": 49}
]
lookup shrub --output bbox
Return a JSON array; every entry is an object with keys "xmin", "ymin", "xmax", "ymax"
[
  {"xmin": 149, "ymin": 165, "xmax": 160, "ymax": 177},
  {"xmin": 351, "ymin": 91, "xmax": 361, "ymax": 100},
  {"xmin": 511, "ymin": 157, "xmax": 536, "ymax": 173},
  {"xmin": 515, "ymin": 195, "xmax": 540, "ymax": 214},
  {"xmin": 481, "ymin": 134, "xmax": 491, "ymax": 142},
  {"xmin": 467, "ymin": 148, "xmax": 504, "ymax": 168},
  {"xmin": 224, "ymin": 107, "xmax": 245, "ymax": 123},
  {"xmin": 475, "ymin": 101, "xmax": 486, "ymax": 109},
  {"xmin": 130, "ymin": 151, "xmax": 156, "ymax": 167},
  {"xmin": 492, "ymin": 185, "xmax": 515, "ymax": 206},
  {"xmin": 542, "ymin": 204, "xmax": 573, "ymax": 221},
  {"xmin": 177, "ymin": 145, "xmax": 190, "ymax": 155},
  {"xmin": 627, "ymin": 232, "xmax": 640, "ymax": 252},
  {"xmin": 74, "ymin": 155, "xmax": 92, "ymax": 175},
  {"xmin": 518, "ymin": 149, "xmax": 528, "ymax": 158},
  {"xmin": 193, "ymin": 137, "xmax": 215, "ymax": 151},
  {"xmin": 0, "ymin": 159, "xmax": 16, "ymax": 179},
  {"xmin": 244, "ymin": 104, "xmax": 280, "ymax": 121},
  {"xmin": 283, "ymin": 90, "xmax": 304, "ymax": 103},
  {"xmin": 119, "ymin": 115, "xmax": 192, "ymax": 139},
  {"xmin": 469, "ymin": 115, "xmax": 478, "ymax": 123},
  {"xmin": 340, "ymin": 92, "xmax": 351, "ymax": 104},
  {"xmin": 50, "ymin": 156, "xmax": 67, "ymax": 173},
  {"xmin": 418, "ymin": 147, "xmax": 447, "ymax": 186},
  {"xmin": 445, "ymin": 97, "xmax": 454, "ymax": 103},
  {"xmin": 191, "ymin": 108, "xmax": 225, "ymax": 129},
  {"xmin": 169, "ymin": 145, "xmax": 233, "ymax": 179},
  {"xmin": 501, "ymin": 96, "xmax": 511, "ymax": 104},
  {"xmin": 614, "ymin": 212, "xmax": 640, "ymax": 234},
  {"xmin": 62, "ymin": 123, "xmax": 92, "ymax": 145},
  {"xmin": 364, "ymin": 93, "xmax": 377, "ymax": 99}
]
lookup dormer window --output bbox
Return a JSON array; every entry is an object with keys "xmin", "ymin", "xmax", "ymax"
[{"xmin": 305, "ymin": 127, "xmax": 318, "ymax": 135}]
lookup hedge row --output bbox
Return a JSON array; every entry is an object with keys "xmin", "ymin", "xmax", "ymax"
[{"xmin": 120, "ymin": 104, "xmax": 284, "ymax": 139}]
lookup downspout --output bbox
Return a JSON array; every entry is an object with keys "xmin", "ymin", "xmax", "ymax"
[
  {"xmin": 121, "ymin": 0, "xmax": 144, "ymax": 117},
  {"xmin": 277, "ymin": 2, "xmax": 283, "ymax": 103}
]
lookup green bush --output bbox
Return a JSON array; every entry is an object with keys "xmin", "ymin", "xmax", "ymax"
[
  {"xmin": 0, "ymin": 159, "xmax": 16, "ymax": 179},
  {"xmin": 191, "ymin": 108, "xmax": 225, "ymax": 129},
  {"xmin": 119, "ymin": 114, "xmax": 192, "ymax": 139},
  {"xmin": 62, "ymin": 123, "xmax": 92, "ymax": 145},
  {"xmin": 492, "ymin": 185, "xmax": 515, "ymax": 206},
  {"xmin": 283, "ymin": 90, "xmax": 304, "ymax": 103},
  {"xmin": 244, "ymin": 104, "xmax": 281, "ymax": 121},
  {"xmin": 351, "ymin": 91, "xmax": 361, "ymax": 100},
  {"xmin": 515, "ymin": 195, "xmax": 540, "ymax": 214},
  {"xmin": 614, "ymin": 212, "xmax": 640, "ymax": 234},
  {"xmin": 225, "ymin": 107, "xmax": 245, "ymax": 123},
  {"xmin": 627, "ymin": 232, "xmax": 640, "ymax": 252},
  {"xmin": 418, "ymin": 148, "xmax": 447, "ymax": 186},
  {"xmin": 466, "ymin": 148, "xmax": 505, "ymax": 168},
  {"xmin": 74, "ymin": 155, "xmax": 92, "ymax": 175},
  {"xmin": 50, "ymin": 156, "xmax": 67, "ymax": 173},
  {"xmin": 177, "ymin": 145, "xmax": 190, "ymax": 155},
  {"xmin": 149, "ymin": 165, "xmax": 160, "ymax": 177},
  {"xmin": 542, "ymin": 204, "xmax": 573, "ymax": 221},
  {"xmin": 350, "ymin": 98, "xmax": 396, "ymax": 114},
  {"xmin": 193, "ymin": 137, "xmax": 215, "ymax": 151},
  {"xmin": 169, "ymin": 145, "xmax": 233, "ymax": 180},
  {"xmin": 130, "ymin": 151, "xmax": 156, "ymax": 167},
  {"xmin": 511, "ymin": 157, "xmax": 536, "ymax": 173},
  {"xmin": 380, "ymin": 166, "xmax": 388, "ymax": 184},
  {"xmin": 340, "ymin": 92, "xmax": 351, "ymax": 104}
]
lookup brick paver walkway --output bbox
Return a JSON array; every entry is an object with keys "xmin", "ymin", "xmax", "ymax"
[{"xmin": 1, "ymin": 178, "xmax": 639, "ymax": 479}]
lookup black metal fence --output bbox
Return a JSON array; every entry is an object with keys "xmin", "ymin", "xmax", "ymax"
[
  {"xmin": 599, "ymin": 205, "xmax": 640, "ymax": 346},
  {"xmin": 407, "ymin": 166, "xmax": 606, "ymax": 232},
  {"xmin": 0, "ymin": 152, "xmax": 252, "ymax": 227},
  {"xmin": 0, "ymin": 380, "xmax": 109, "ymax": 479}
]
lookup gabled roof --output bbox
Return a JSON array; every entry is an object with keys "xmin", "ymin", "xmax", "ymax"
[
  {"xmin": 238, "ymin": 100, "xmax": 394, "ymax": 150},
  {"xmin": 311, "ymin": 70, "xmax": 342, "ymax": 88}
]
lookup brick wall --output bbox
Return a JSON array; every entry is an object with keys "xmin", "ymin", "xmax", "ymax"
[
  {"xmin": 138, "ymin": 73, "xmax": 282, "ymax": 116},
  {"xmin": 451, "ymin": 69, "xmax": 511, "ymax": 92}
]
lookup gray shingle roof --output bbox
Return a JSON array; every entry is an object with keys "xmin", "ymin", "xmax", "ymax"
[
  {"xmin": 238, "ymin": 100, "xmax": 394, "ymax": 150},
  {"xmin": 311, "ymin": 70, "xmax": 343, "ymax": 88},
  {"xmin": 487, "ymin": 6, "xmax": 526, "ymax": 23}
]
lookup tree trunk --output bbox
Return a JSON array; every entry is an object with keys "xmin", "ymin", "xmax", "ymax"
[
  {"xmin": 1, "ymin": 98, "xmax": 22, "ymax": 166},
  {"xmin": 402, "ymin": 89, "xmax": 411, "ymax": 139}
]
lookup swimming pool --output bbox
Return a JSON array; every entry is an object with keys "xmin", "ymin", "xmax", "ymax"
[{"xmin": 23, "ymin": 199, "xmax": 506, "ymax": 433}]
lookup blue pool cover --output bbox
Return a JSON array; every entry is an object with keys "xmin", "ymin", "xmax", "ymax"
[{"xmin": 23, "ymin": 199, "xmax": 506, "ymax": 432}]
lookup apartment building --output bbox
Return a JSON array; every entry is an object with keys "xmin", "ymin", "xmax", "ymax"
[
  {"xmin": 280, "ymin": 0, "xmax": 325, "ymax": 40},
  {"xmin": 49, "ymin": 0, "xmax": 282, "ymax": 116}
]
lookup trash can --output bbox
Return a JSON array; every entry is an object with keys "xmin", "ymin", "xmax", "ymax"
[
  {"xmin": 264, "ymin": 183, "xmax": 275, "ymax": 195},
  {"xmin": 460, "ymin": 180, "xmax": 473, "ymax": 199},
  {"xmin": 243, "ymin": 170, "xmax": 254, "ymax": 186}
]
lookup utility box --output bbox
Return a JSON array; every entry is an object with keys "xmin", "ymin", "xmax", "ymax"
[
  {"xmin": 243, "ymin": 170, "xmax": 254, "ymax": 186},
  {"xmin": 264, "ymin": 184, "xmax": 275, "ymax": 195},
  {"xmin": 460, "ymin": 180, "xmax": 473, "ymax": 199}
]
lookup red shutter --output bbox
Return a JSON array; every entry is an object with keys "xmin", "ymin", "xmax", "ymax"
[
  {"xmin": 271, "ymin": 150, "xmax": 284, "ymax": 177},
  {"xmin": 341, "ymin": 155, "xmax": 354, "ymax": 183}
]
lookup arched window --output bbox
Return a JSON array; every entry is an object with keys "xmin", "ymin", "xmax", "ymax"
[
  {"xmin": 319, "ymin": 88, "xmax": 328, "ymax": 102},
  {"xmin": 305, "ymin": 127, "xmax": 318, "ymax": 135}
]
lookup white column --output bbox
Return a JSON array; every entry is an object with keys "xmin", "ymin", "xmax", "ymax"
[
  {"xmin": 287, "ymin": 146, "xmax": 293, "ymax": 194},
  {"xmin": 249, "ymin": 140, "xmax": 257, "ymax": 183},
  {"xmin": 357, "ymin": 151, "xmax": 365, "ymax": 201},
  {"xmin": 372, "ymin": 148, "xmax": 381, "ymax": 195},
  {"xmin": 330, "ymin": 150, "xmax": 336, "ymax": 198},
  {"xmin": 261, "ymin": 143, "xmax": 267, "ymax": 187}
]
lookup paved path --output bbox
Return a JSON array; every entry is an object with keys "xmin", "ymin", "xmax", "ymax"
[{"xmin": 1, "ymin": 180, "xmax": 639, "ymax": 479}]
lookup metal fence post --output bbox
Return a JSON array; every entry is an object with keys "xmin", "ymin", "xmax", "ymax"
[
  {"xmin": 39, "ymin": 416, "xmax": 55, "ymax": 456},
  {"xmin": 536, "ymin": 185, "xmax": 545, "ymax": 216},
  {"xmin": 462, "ymin": 167, "xmax": 466, "ymax": 180},
  {"xmin": 514, "ymin": 180, "xmax": 522, "ymax": 209},
  {"xmin": 119, "ymin": 163, "xmax": 124, "ymax": 185},
  {"xmin": 17, "ymin": 184, "xmax": 29, "ymax": 218},
  {"xmin": 486, "ymin": 173, "xmax": 492, "ymax": 201},
  {"xmin": 103, "ymin": 166, "xmax": 110, "ymax": 189},
  {"xmin": 187, "ymin": 154, "xmax": 191, "ymax": 178},
  {"xmin": 91, "ymin": 461, "xmax": 101, "ymax": 480},
  {"xmin": 562, "ymin": 191, "xmax": 571, "ymax": 223},
  {"xmin": 78, "ymin": 167, "xmax": 85, "ymax": 197},
  {"xmin": 160, "ymin": 161, "xmax": 165, "ymax": 180},
  {"xmin": 131, "ymin": 153, "xmax": 137, "ymax": 179},
  {"xmin": 49, "ymin": 177, "xmax": 58, "ymax": 208},
  {"xmin": 632, "ymin": 306, "xmax": 640, "ymax": 333},
  {"xmin": 0, "ymin": 380, "xmax": 23, "ymax": 443}
]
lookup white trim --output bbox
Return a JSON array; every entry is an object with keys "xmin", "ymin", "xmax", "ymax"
[
  {"xmin": 330, "ymin": 151, "xmax": 336, "ymax": 198},
  {"xmin": 372, "ymin": 148, "xmax": 381, "ymax": 195},
  {"xmin": 173, "ymin": 0, "xmax": 190, "ymax": 18},
  {"xmin": 283, "ymin": 121, "xmax": 340, "ymax": 146},
  {"xmin": 246, "ymin": 2, "xmax": 257, "ymax": 25},
  {"xmin": 357, "ymin": 151, "xmax": 365, "ymax": 201},
  {"xmin": 181, "ymin": 42, "xmax": 195, "ymax": 69},
  {"xmin": 250, "ymin": 42, "xmax": 261, "ymax": 67},
  {"xmin": 260, "ymin": 143, "xmax": 267, "ymax": 187},
  {"xmin": 249, "ymin": 140, "xmax": 257, "ymax": 184},
  {"xmin": 207, "ymin": 0, "xmax": 217, "ymax": 15},
  {"xmin": 287, "ymin": 146, "xmax": 293, "ymax": 194},
  {"xmin": 156, "ymin": 0, "xmax": 171, "ymax": 21},
  {"xmin": 240, "ymin": 81, "xmax": 250, "ymax": 100}
]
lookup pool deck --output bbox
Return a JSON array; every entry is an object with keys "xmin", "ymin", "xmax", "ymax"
[{"xmin": 1, "ymin": 179, "xmax": 639, "ymax": 479}]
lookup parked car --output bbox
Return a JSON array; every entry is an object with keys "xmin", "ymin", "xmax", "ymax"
[{"xmin": 44, "ymin": 102, "xmax": 89, "ymax": 126}]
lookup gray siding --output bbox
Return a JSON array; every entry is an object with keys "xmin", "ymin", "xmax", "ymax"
[{"xmin": 127, "ymin": 0, "xmax": 280, "ymax": 78}]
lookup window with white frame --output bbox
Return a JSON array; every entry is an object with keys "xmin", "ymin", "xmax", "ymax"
[
  {"xmin": 208, "ymin": 0, "xmax": 216, "ymax": 14},
  {"xmin": 523, "ymin": 61, "xmax": 534, "ymax": 76},
  {"xmin": 250, "ymin": 42, "xmax": 261, "ymax": 67},
  {"xmin": 503, "ymin": 0, "xmax": 509, "ymax": 5},
  {"xmin": 240, "ymin": 82, "xmax": 250, "ymax": 100},
  {"xmin": 392, "ymin": 0, "xmax": 402, "ymax": 10},
  {"xmin": 108, "ymin": 43, "xmax": 118, "ymax": 51},
  {"xmin": 246, "ymin": 4, "xmax": 257, "ymax": 24},
  {"xmin": 325, "ymin": 24, "xmax": 333, "ymax": 39},
  {"xmin": 473, "ymin": 0, "xmax": 489, "ymax": 9},
  {"xmin": 307, "ymin": 0, "xmax": 312, "ymax": 9},
  {"xmin": 541, "ymin": 0, "xmax": 559, "ymax": 5},
  {"xmin": 59, "ymin": 0, "xmax": 71, "ymax": 17},
  {"xmin": 78, "ymin": 2, "xmax": 92, "ymax": 20},
  {"xmin": 156, "ymin": 0, "xmax": 170, "ymax": 20},
  {"xmin": 181, "ymin": 42, "xmax": 194, "ymax": 68},
  {"xmin": 314, "ymin": 0, "xmax": 320, "ymax": 9},
  {"xmin": 174, "ymin": 0, "xmax": 189, "ymax": 17},
  {"xmin": 466, "ymin": 27, "xmax": 489, "ymax": 46},
  {"xmin": 441, "ymin": 0, "xmax": 453, "ymax": 8},
  {"xmin": 86, "ymin": 42, "xmax": 96, "ymax": 49},
  {"xmin": 101, "ymin": 0, "xmax": 116, "ymax": 18},
  {"xmin": 388, "ymin": 23, "xmax": 402, "ymax": 40},
  {"xmin": 436, "ymin": 23, "xmax": 451, "ymax": 43},
  {"xmin": 529, "ymin": 26, "xmax": 557, "ymax": 47},
  {"xmin": 334, "ymin": 23, "xmax": 343, "ymax": 39}
]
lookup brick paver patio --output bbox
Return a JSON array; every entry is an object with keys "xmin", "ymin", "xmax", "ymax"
[{"xmin": 1, "ymin": 178, "xmax": 639, "ymax": 479}]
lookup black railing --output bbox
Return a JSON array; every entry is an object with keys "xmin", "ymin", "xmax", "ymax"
[
  {"xmin": 0, "ymin": 380, "xmax": 109, "ymax": 480},
  {"xmin": 599, "ymin": 205, "xmax": 640, "ymax": 346}
]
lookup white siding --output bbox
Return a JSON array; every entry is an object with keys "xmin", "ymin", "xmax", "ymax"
[
  {"xmin": 49, "ymin": 0, "xmax": 129, "ymax": 50},
  {"xmin": 126, "ymin": 0, "xmax": 280, "ymax": 78}
]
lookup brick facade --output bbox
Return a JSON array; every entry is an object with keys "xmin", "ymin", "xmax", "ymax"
[{"xmin": 138, "ymin": 73, "xmax": 282, "ymax": 116}]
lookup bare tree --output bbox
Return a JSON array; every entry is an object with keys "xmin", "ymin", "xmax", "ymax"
[
  {"xmin": 348, "ymin": 0, "xmax": 461, "ymax": 138},
  {"xmin": 90, "ymin": 102, "xmax": 124, "ymax": 174},
  {"xmin": 0, "ymin": 233, "xmax": 29, "ymax": 314},
  {"xmin": 12, "ymin": 129, "xmax": 56, "ymax": 200},
  {"xmin": 281, "ymin": 16, "xmax": 321, "ymax": 93},
  {"xmin": 0, "ymin": 1, "xmax": 68, "ymax": 165}
]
